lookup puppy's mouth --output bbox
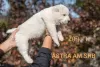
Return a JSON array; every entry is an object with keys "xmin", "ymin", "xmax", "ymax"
[
  {"xmin": 61, "ymin": 20, "xmax": 70, "ymax": 24},
  {"xmin": 57, "ymin": 21, "xmax": 65, "ymax": 25},
  {"xmin": 58, "ymin": 19, "xmax": 64, "ymax": 24},
  {"xmin": 57, "ymin": 19, "xmax": 69, "ymax": 25}
]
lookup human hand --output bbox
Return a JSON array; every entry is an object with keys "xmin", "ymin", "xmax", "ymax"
[
  {"xmin": 42, "ymin": 29, "xmax": 52, "ymax": 49},
  {"xmin": 42, "ymin": 36, "xmax": 52, "ymax": 50},
  {"xmin": 0, "ymin": 29, "xmax": 18, "ymax": 53}
]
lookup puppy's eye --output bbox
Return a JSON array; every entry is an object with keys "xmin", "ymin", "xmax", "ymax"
[{"xmin": 63, "ymin": 14, "xmax": 66, "ymax": 16}]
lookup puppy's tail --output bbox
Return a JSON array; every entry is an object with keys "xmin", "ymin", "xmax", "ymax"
[{"xmin": 6, "ymin": 28, "xmax": 17, "ymax": 33}]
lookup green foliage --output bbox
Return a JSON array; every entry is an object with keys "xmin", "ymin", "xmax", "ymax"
[
  {"xmin": 76, "ymin": 0, "xmax": 84, "ymax": 7},
  {"xmin": 0, "ymin": 20, "xmax": 8, "ymax": 29}
]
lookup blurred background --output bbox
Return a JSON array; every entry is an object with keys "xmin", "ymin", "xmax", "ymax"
[{"xmin": 0, "ymin": 0, "xmax": 100, "ymax": 67}]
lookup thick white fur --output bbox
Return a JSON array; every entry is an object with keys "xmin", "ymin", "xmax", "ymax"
[{"xmin": 7, "ymin": 4, "xmax": 70, "ymax": 63}]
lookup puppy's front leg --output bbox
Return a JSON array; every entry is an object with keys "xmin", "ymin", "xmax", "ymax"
[
  {"xmin": 57, "ymin": 31, "xmax": 64, "ymax": 41},
  {"xmin": 46, "ymin": 23, "xmax": 60, "ymax": 46}
]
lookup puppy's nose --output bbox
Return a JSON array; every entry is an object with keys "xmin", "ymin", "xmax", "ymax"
[
  {"xmin": 68, "ymin": 21, "xmax": 70, "ymax": 23},
  {"xmin": 68, "ymin": 17, "xmax": 70, "ymax": 21},
  {"xmin": 67, "ymin": 17, "xmax": 70, "ymax": 23}
]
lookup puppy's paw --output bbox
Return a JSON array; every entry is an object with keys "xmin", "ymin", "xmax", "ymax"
[
  {"xmin": 58, "ymin": 31, "xmax": 64, "ymax": 41},
  {"xmin": 25, "ymin": 56, "xmax": 33, "ymax": 64},
  {"xmin": 54, "ymin": 42, "xmax": 60, "ymax": 47},
  {"xmin": 6, "ymin": 28, "xmax": 17, "ymax": 33},
  {"xmin": 59, "ymin": 36, "xmax": 64, "ymax": 41}
]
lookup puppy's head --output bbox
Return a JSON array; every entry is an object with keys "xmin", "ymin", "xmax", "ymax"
[{"xmin": 52, "ymin": 4, "xmax": 70, "ymax": 25}]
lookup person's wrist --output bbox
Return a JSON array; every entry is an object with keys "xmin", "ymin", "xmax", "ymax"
[{"xmin": 0, "ymin": 40, "xmax": 15, "ymax": 53}]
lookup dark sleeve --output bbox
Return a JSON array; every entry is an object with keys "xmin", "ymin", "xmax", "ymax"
[
  {"xmin": 0, "ymin": 49, "xmax": 4, "ymax": 59},
  {"xmin": 0, "ymin": 63, "xmax": 14, "ymax": 67},
  {"xmin": 27, "ymin": 47, "xmax": 51, "ymax": 67},
  {"xmin": 0, "ymin": 49, "xmax": 14, "ymax": 67},
  {"xmin": 0, "ymin": 47, "xmax": 51, "ymax": 67}
]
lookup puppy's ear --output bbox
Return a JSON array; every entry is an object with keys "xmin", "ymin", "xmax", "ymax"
[
  {"xmin": 52, "ymin": 4, "xmax": 63, "ymax": 12},
  {"xmin": 52, "ymin": 7, "xmax": 59, "ymax": 12}
]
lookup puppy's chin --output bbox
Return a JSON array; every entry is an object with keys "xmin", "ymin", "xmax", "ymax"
[
  {"xmin": 59, "ymin": 17, "xmax": 70, "ymax": 24},
  {"xmin": 60, "ymin": 20, "xmax": 69, "ymax": 24}
]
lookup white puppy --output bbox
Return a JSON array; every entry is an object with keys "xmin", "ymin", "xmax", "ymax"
[{"xmin": 7, "ymin": 4, "xmax": 70, "ymax": 63}]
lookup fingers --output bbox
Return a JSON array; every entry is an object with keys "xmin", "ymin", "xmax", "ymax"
[
  {"xmin": 12, "ymin": 29, "xmax": 19, "ymax": 36},
  {"xmin": 9, "ymin": 29, "xmax": 18, "ymax": 40}
]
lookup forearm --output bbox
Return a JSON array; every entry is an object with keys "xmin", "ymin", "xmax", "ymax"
[
  {"xmin": 0, "ymin": 40, "xmax": 15, "ymax": 53},
  {"xmin": 0, "ymin": 44, "xmax": 15, "ymax": 67},
  {"xmin": 0, "ymin": 40, "xmax": 15, "ymax": 59},
  {"xmin": 0, "ymin": 41, "xmax": 10, "ymax": 59}
]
